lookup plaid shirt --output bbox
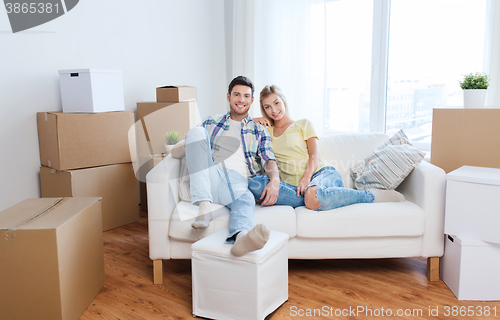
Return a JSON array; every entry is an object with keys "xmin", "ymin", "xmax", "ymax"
[{"xmin": 199, "ymin": 112, "xmax": 276, "ymax": 177}]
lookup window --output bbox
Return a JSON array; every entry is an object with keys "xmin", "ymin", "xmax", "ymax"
[
  {"xmin": 253, "ymin": 0, "xmax": 488, "ymax": 147},
  {"xmin": 386, "ymin": 0, "xmax": 487, "ymax": 146}
]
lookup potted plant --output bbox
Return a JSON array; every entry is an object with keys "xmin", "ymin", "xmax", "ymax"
[
  {"xmin": 459, "ymin": 72, "xmax": 489, "ymax": 108},
  {"xmin": 163, "ymin": 130, "xmax": 180, "ymax": 155}
]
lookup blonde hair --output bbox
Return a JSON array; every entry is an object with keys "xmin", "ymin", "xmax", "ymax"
[{"xmin": 259, "ymin": 85, "xmax": 291, "ymax": 126}]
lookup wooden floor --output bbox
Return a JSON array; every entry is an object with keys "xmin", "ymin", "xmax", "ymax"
[{"xmin": 81, "ymin": 209, "xmax": 500, "ymax": 320}]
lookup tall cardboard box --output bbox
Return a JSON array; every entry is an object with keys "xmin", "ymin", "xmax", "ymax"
[
  {"xmin": 58, "ymin": 69, "xmax": 125, "ymax": 113},
  {"xmin": 40, "ymin": 163, "xmax": 139, "ymax": 231},
  {"xmin": 37, "ymin": 111, "xmax": 134, "ymax": 171},
  {"xmin": 156, "ymin": 85, "xmax": 198, "ymax": 102},
  {"xmin": 431, "ymin": 108, "xmax": 500, "ymax": 173},
  {"xmin": 0, "ymin": 197, "xmax": 104, "ymax": 320},
  {"xmin": 135, "ymin": 102, "xmax": 200, "ymax": 158}
]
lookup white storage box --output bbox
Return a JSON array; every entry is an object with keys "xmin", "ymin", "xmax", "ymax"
[
  {"xmin": 440, "ymin": 234, "xmax": 500, "ymax": 300},
  {"xmin": 58, "ymin": 69, "xmax": 125, "ymax": 113},
  {"xmin": 191, "ymin": 228, "xmax": 289, "ymax": 320},
  {"xmin": 445, "ymin": 166, "xmax": 500, "ymax": 244}
]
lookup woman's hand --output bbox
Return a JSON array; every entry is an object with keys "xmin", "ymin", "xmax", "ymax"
[
  {"xmin": 297, "ymin": 176, "xmax": 311, "ymax": 196},
  {"xmin": 253, "ymin": 117, "xmax": 271, "ymax": 127}
]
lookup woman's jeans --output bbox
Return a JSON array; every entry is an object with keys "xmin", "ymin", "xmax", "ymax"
[
  {"xmin": 248, "ymin": 166, "xmax": 374, "ymax": 211},
  {"xmin": 185, "ymin": 127, "xmax": 255, "ymax": 243}
]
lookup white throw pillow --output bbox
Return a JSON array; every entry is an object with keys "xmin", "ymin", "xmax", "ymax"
[{"xmin": 350, "ymin": 130, "xmax": 425, "ymax": 190}]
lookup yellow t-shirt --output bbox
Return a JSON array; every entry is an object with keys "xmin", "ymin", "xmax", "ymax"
[{"xmin": 267, "ymin": 119, "xmax": 329, "ymax": 186}]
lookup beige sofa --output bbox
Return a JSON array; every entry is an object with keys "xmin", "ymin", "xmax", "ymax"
[{"xmin": 147, "ymin": 132, "xmax": 446, "ymax": 285}]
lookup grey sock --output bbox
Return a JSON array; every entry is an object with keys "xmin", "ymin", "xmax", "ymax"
[
  {"xmin": 191, "ymin": 201, "xmax": 213, "ymax": 229},
  {"xmin": 231, "ymin": 224, "xmax": 270, "ymax": 256}
]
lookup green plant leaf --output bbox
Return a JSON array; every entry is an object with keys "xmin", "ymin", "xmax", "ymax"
[
  {"xmin": 163, "ymin": 130, "xmax": 180, "ymax": 145},
  {"xmin": 459, "ymin": 72, "xmax": 490, "ymax": 90}
]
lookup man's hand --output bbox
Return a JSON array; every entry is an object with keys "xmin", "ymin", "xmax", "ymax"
[
  {"xmin": 253, "ymin": 117, "xmax": 271, "ymax": 127},
  {"xmin": 260, "ymin": 177, "xmax": 280, "ymax": 206}
]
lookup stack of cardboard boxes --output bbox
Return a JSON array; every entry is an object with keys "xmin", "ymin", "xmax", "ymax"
[
  {"xmin": 38, "ymin": 69, "xmax": 139, "ymax": 231},
  {"xmin": 431, "ymin": 108, "xmax": 500, "ymax": 300},
  {"xmin": 0, "ymin": 69, "xmax": 134, "ymax": 319},
  {"xmin": 136, "ymin": 86, "xmax": 200, "ymax": 211},
  {"xmin": 439, "ymin": 166, "xmax": 500, "ymax": 301}
]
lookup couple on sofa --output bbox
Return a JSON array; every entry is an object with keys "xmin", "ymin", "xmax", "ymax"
[{"xmin": 171, "ymin": 76, "xmax": 404, "ymax": 257}]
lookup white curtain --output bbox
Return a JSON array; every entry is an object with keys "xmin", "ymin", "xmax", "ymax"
[
  {"xmin": 485, "ymin": 0, "xmax": 500, "ymax": 107},
  {"xmin": 225, "ymin": 0, "xmax": 256, "ymax": 84},
  {"xmin": 226, "ymin": 0, "xmax": 327, "ymax": 134},
  {"xmin": 253, "ymin": 0, "xmax": 326, "ymax": 135}
]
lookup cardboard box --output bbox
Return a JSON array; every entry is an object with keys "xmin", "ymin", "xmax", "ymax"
[
  {"xmin": 431, "ymin": 108, "xmax": 500, "ymax": 173},
  {"xmin": 156, "ymin": 85, "xmax": 197, "ymax": 102},
  {"xmin": 139, "ymin": 154, "xmax": 166, "ymax": 212},
  {"xmin": 58, "ymin": 69, "xmax": 125, "ymax": 113},
  {"xmin": 40, "ymin": 163, "xmax": 139, "ymax": 231},
  {"xmin": 445, "ymin": 166, "xmax": 500, "ymax": 244},
  {"xmin": 135, "ymin": 102, "xmax": 200, "ymax": 157},
  {"xmin": 37, "ymin": 111, "xmax": 134, "ymax": 171},
  {"xmin": 0, "ymin": 197, "xmax": 104, "ymax": 320},
  {"xmin": 440, "ymin": 235, "xmax": 500, "ymax": 300}
]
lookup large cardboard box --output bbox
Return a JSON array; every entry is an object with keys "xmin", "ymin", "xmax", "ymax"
[
  {"xmin": 0, "ymin": 197, "xmax": 105, "ymax": 320},
  {"xmin": 440, "ymin": 234, "xmax": 500, "ymax": 300},
  {"xmin": 445, "ymin": 166, "xmax": 500, "ymax": 244},
  {"xmin": 156, "ymin": 85, "xmax": 197, "ymax": 102},
  {"xmin": 40, "ymin": 163, "xmax": 139, "ymax": 231},
  {"xmin": 58, "ymin": 69, "xmax": 125, "ymax": 113},
  {"xmin": 135, "ymin": 102, "xmax": 200, "ymax": 158},
  {"xmin": 431, "ymin": 108, "xmax": 500, "ymax": 173},
  {"xmin": 37, "ymin": 111, "xmax": 134, "ymax": 171}
]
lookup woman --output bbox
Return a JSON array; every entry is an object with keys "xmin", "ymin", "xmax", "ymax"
[{"xmin": 249, "ymin": 85, "xmax": 404, "ymax": 210}]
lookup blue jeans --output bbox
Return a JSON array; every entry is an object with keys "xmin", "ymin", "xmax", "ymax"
[
  {"xmin": 185, "ymin": 127, "xmax": 255, "ymax": 243},
  {"xmin": 248, "ymin": 167, "xmax": 374, "ymax": 211}
]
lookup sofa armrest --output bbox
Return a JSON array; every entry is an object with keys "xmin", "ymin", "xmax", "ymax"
[
  {"xmin": 397, "ymin": 161, "xmax": 446, "ymax": 257},
  {"xmin": 147, "ymin": 155, "xmax": 181, "ymax": 260}
]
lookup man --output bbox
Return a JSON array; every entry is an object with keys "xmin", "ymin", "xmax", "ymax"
[{"xmin": 171, "ymin": 76, "xmax": 280, "ymax": 256}]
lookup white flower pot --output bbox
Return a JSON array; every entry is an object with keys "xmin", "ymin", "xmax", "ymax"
[
  {"xmin": 463, "ymin": 89, "xmax": 486, "ymax": 109},
  {"xmin": 165, "ymin": 144, "xmax": 175, "ymax": 155}
]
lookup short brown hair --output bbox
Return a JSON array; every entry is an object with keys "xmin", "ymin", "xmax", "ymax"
[{"xmin": 228, "ymin": 76, "xmax": 255, "ymax": 96}]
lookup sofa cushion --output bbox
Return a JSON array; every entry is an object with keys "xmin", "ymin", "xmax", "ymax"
[
  {"xmin": 319, "ymin": 132, "xmax": 388, "ymax": 188},
  {"xmin": 350, "ymin": 130, "xmax": 425, "ymax": 190},
  {"xmin": 169, "ymin": 201, "xmax": 297, "ymax": 242},
  {"xmin": 295, "ymin": 201, "xmax": 425, "ymax": 239}
]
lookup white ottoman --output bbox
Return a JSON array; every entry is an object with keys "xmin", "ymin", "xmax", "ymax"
[{"xmin": 191, "ymin": 228, "xmax": 289, "ymax": 320}]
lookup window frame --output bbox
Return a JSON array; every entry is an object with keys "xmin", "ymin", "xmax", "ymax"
[{"xmin": 369, "ymin": 0, "xmax": 391, "ymax": 133}]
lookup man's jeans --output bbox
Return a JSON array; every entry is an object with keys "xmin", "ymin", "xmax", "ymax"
[
  {"xmin": 186, "ymin": 127, "xmax": 255, "ymax": 243},
  {"xmin": 248, "ymin": 167, "xmax": 374, "ymax": 210}
]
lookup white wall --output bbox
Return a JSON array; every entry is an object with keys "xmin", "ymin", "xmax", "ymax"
[{"xmin": 0, "ymin": 0, "xmax": 228, "ymax": 211}]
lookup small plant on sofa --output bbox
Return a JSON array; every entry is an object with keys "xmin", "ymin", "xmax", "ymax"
[
  {"xmin": 164, "ymin": 130, "xmax": 180, "ymax": 154},
  {"xmin": 164, "ymin": 130, "xmax": 180, "ymax": 145}
]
